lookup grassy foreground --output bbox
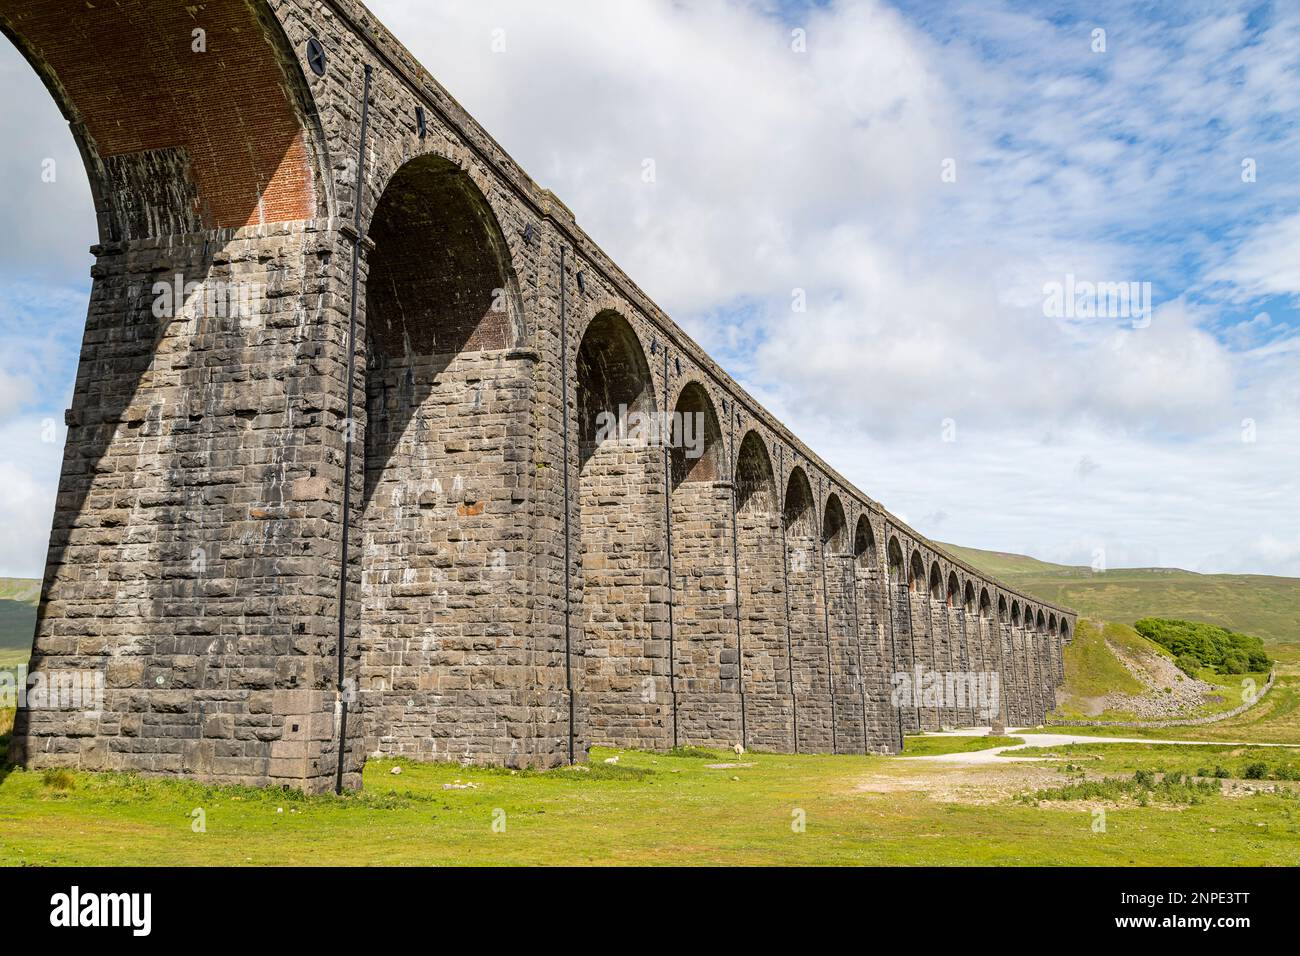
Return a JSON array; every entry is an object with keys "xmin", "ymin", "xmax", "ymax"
[
  {"xmin": 901, "ymin": 734, "xmax": 1022, "ymax": 755},
  {"xmin": 2, "ymin": 730, "xmax": 1298, "ymax": 866}
]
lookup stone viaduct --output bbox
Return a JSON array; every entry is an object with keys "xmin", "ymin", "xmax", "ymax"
[{"xmin": 3, "ymin": 0, "xmax": 1075, "ymax": 792}]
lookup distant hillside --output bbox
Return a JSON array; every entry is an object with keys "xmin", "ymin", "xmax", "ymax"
[
  {"xmin": 0, "ymin": 578, "xmax": 39, "ymax": 661},
  {"xmin": 941, "ymin": 543, "xmax": 1300, "ymax": 646},
  {"xmin": 1054, "ymin": 619, "xmax": 1269, "ymax": 722}
]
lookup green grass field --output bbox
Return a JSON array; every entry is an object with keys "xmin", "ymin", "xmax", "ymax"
[
  {"xmin": 0, "ymin": 577, "xmax": 37, "ymax": 660},
  {"xmin": 2, "ymin": 735, "xmax": 1297, "ymax": 866},
  {"xmin": 941, "ymin": 543, "xmax": 1300, "ymax": 647},
  {"xmin": 901, "ymin": 734, "xmax": 1022, "ymax": 755},
  {"xmin": 0, "ymin": 649, "xmax": 29, "ymax": 670}
]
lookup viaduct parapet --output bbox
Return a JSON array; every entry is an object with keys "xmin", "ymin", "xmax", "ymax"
[{"xmin": 2, "ymin": 0, "xmax": 1075, "ymax": 791}]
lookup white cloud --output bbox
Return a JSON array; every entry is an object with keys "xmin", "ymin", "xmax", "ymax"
[
  {"xmin": 363, "ymin": 0, "xmax": 1300, "ymax": 575},
  {"xmin": 0, "ymin": 416, "xmax": 62, "ymax": 578},
  {"xmin": 1209, "ymin": 212, "xmax": 1300, "ymax": 300},
  {"xmin": 0, "ymin": 38, "xmax": 95, "ymax": 284}
]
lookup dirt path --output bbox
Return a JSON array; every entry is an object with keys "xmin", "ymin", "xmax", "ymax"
[{"xmin": 903, "ymin": 727, "xmax": 1300, "ymax": 765}]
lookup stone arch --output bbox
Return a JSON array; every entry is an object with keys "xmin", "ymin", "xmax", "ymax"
[
  {"xmin": 2, "ymin": 7, "xmax": 339, "ymax": 788},
  {"xmin": 669, "ymin": 381, "xmax": 734, "ymax": 746},
  {"xmin": 888, "ymin": 537, "xmax": 905, "ymax": 581},
  {"xmin": 821, "ymin": 493, "xmax": 856, "ymax": 751},
  {"xmin": 1047, "ymin": 613, "xmax": 1062, "ymax": 688},
  {"xmin": 0, "ymin": 0, "xmax": 326, "ymax": 241},
  {"xmin": 363, "ymin": 154, "xmax": 524, "ymax": 370},
  {"xmin": 946, "ymin": 571, "xmax": 961, "ymax": 606},
  {"xmin": 736, "ymin": 430, "xmax": 776, "ymax": 514},
  {"xmin": 358, "ymin": 150, "xmax": 534, "ymax": 763},
  {"xmin": 1032, "ymin": 608, "xmax": 1049, "ymax": 714},
  {"xmin": 669, "ymin": 381, "xmax": 723, "ymax": 488},
  {"xmin": 822, "ymin": 494, "xmax": 848, "ymax": 552},
  {"xmin": 909, "ymin": 556, "xmax": 942, "ymax": 728},
  {"xmin": 362, "ymin": 153, "xmax": 522, "ymax": 501},
  {"xmin": 574, "ymin": 308, "xmax": 666, "ymax": 749},
  {"xmin": 783, "ymin": 466, "xmax": 815, "ymax": 536},
  {"xmin": 854, "ymin": 516, "xmax": 878, "ymax": 568},
  {"xmin": 1034, "ymin": 608, "xmax": 1055, "ymax": 697},
  {"xmin": 980, "ymin": 588, "xmax": 993, "ymax": 619},
  {"xmin": 962, "ymin": 580, "xmax": 980, "ymax": 684},
  {"xmin": 734, "ymin": 430, "xmax": 791, "ymax": 750},
  {"xmin": 1060, "ymin": 619, "xmax": 1070, "ymax": 639},
  {"xmin": 577, "ymin": 310, "xmax": 656, "ymax": 459},
  {"xmin": 908, "ymin": 550, "xmax": 926, "ymax": 592},
  {"xmin": 889, "ymin": 538, "xmax": 919, "ymax": 733},
  {"xmin": 999, "ymin": 596, "xmax": 1023, "ymax": 724},
  {"xmin": 783, "ymin": 465, "xmax": 831, "ymax": 750},
  {"xmin": 854, "ymin": 517, "xmax": 892, "ymax": 749}
]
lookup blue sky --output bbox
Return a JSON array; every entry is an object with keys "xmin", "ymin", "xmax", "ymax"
[{"xmin": 1, "ymin": 0, "xmax": 1299, "ymax": 577}]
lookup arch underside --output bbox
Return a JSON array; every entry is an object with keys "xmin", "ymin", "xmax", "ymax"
[{"xmin": 1, "ymin": 0, "xmax": 320, "ymax": 241}]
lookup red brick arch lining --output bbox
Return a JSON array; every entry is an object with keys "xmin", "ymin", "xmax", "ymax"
[{"xmin": 0, "ymin": 0, "xmax": 317, "ymax": 238}]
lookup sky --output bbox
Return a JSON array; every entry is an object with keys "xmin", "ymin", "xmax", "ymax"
[{"xmin": 1, "ymin": 0, "xmax": 1298, "ymax": 578}]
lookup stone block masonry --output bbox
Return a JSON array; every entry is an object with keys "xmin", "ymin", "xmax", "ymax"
[{"xmin": 3, "ymin": 0, "xmax": 1075, "ymax": 792}]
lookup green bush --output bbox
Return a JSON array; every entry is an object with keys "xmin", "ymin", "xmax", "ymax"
[
  {"xmin": 1133, "ymin": 618, "xmax": 1270, "ymax": 675},
  {"xmin": 1243, "ymin": 762, "xmax": 1268, "ymax": 780}
]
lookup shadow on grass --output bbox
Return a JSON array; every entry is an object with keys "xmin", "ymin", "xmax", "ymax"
[{"xmin": 0, "ymin": 731, "xmax": 12, "ymax": 788}]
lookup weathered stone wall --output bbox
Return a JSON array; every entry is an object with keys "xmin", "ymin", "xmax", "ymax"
[
  {"xmin": 7, "ymin": 0, "xmax": 1076, "ymax": 791},
  {"xmin": 10, "ymin": 218, "xmax": 350, "ymax": 786},
  {"xmin": 854, "ymin": 540, "xmax": 898, "ymax": 751},
  {"xmin": 735, "ymin": 435, "xmax": 793, "ymax": 752},
  {"xmin": 672, "ymin": 473, "xmax": 743, "ymax": 748},
  {"xmin": 826, "ymin": 546, "xmax": 868, "ymax": 754}
]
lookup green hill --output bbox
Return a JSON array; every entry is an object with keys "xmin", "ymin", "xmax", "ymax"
[
  {"xmin": 1053, "ymin": 619, "xmax": 1270, "ymax": 722},
  {"xmin": 940, "ymin": 543, "xmax": 1300, "ymax": 647},
  {"xmin": 0, "ymin": 578, "xmax": 39, "ymax": 666}
]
